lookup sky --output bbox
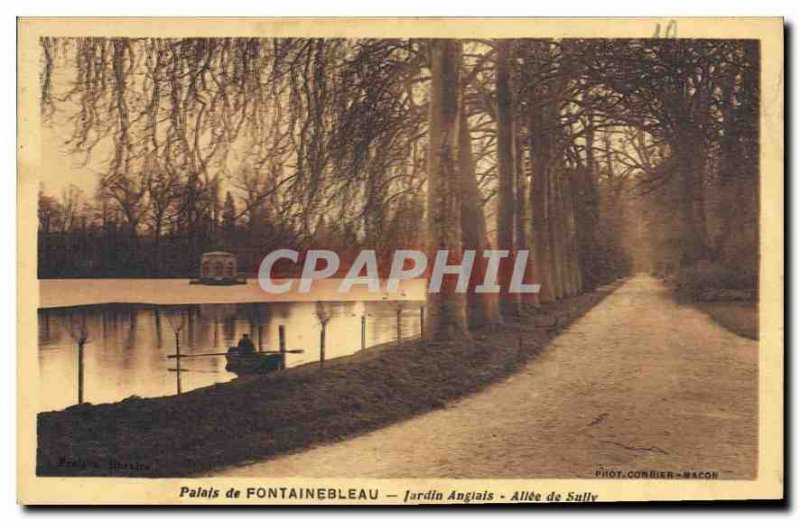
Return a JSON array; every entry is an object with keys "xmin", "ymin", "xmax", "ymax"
[{"xmin": 40, "ymin": 116, "xmax": 103, "ymax": 196}]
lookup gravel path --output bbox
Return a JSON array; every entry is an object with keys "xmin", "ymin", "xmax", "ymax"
[{"xmin": 216, "ymin": 275, "xmax": 757, "ymax": 479}]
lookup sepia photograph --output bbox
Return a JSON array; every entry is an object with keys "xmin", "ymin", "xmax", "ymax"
[{"xmin": 16, "ymin": 16, "xmax": 783, "ymax": 504}]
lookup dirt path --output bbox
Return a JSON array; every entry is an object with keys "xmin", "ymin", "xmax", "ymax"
[{"xmin": 215, "ymin": 275, "xmax": 757, "ymax": 479}]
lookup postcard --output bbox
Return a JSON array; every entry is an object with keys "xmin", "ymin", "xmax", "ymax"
[{"xmin": 17, "ymin": 17, "xmax": 783, "ymax": 504}]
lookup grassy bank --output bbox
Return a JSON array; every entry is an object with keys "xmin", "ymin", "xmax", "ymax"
[
  {"xmin": 664, "ymin": 266, "xmax": 758, "ymax": 340},
  {"xmin": 37, "ymin": 282, "xmax": 622, "ymax": 477},
  {"xmin": 694, "ymin": 301, "xmax": 758, "ymax": 340}
]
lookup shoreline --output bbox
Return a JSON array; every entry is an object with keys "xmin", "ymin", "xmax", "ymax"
[
  {"xmin": 666, "ymin": 280, "xmax": 759, "ymax": 340},
  {"xmin": 37, "ymin": 281, "xmax": 624, "ymax": 478},
  {"xmin": 38, "ymin": 278, "xmax": 427, "ymax": 309},
  {"xmin": 692, "ymin": 301, "xmax": 758, "ymax": 340}
]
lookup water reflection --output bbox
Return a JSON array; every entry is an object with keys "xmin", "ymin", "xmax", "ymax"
[{"xmin": 38, "ymin": 300, "xmax": 424, "ymax": 412}]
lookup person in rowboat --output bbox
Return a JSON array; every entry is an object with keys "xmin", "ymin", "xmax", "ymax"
[{"xmin": 237, "ymin": 334, "xmax": 256, "ymax": 355}]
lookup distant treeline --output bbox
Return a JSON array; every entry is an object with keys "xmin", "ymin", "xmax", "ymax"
[{"xmin": 37, "ymin": 184, "xmax": 425, "ymax": 278}]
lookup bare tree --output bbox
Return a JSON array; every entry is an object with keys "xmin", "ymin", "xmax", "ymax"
[{"xmin": 63, "ymin": 315, "xmax": 92, "ymax": 404}]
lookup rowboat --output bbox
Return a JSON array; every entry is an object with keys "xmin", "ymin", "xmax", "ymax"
[
  {"xmin": 224, "ymin": 347, "xmax": 282, "ymax": 375},
  {"xmin": 168, "ymin": 346, "xmax": 304, "ymax": 376}
]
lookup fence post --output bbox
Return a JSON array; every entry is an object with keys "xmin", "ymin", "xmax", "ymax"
[
  {"xmin": 396, "ymin": 308, "xmax": 402, "ymax": 345},
  {"xmin": 361, "ymin": 315, "xmax": 366, "ymax": 351},
  {"xmin": 175, "ymin": 332, "xmax": 182, "ymax": 395},
  {"xmin": 212, "ymin": 318, "xmax": 219, "ymax": 348},
  {"xmin": 278, "ymin": 325, "xmax": 286, "ymax": 370},
  {"xmin": 320, "ymin": 323, "xmax": 326, "ymax": 370},
  {"xmin": 77, "ymin": 342, "xmax": 85, "ymax": 404},
  {"xmin": 420, "ymin": 306, "xmax": 425, "ymax": 340}
]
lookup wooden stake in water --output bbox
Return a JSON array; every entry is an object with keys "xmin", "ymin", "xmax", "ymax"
[
  {"xmin": 174, "ymin": 332, "xmax": 182, "ymax": 395},
  {"xmin": 212, "ymin": 318, "xmax": 218, "ymax": 348},
  {"xmin": 420, "ymin": 306, "xmax": 425, "ymax": 340},
  {"xmin": 154, "ymin": 309, "xmax": 162, "ymax": 344},
  {"xmin": 77, "ymin": 341, "xmax": 85, "ymax": 404},
  {"xmin": 396, "ymin": 308, "xmax": 402, "ymax": 345},
  {"xmin": 320, "ymin": 323, "xmax": 326, "ymax": 370},
  {"xmin": 68, "ymin": 319, "xmax": 91, "ymax": 405},
  {"xmin": 361, "ymin": 315, "xmax": 366, "ymax": 351},
  {"xmin": 278, "ymin": 325, "xmax": 286, "ymax": 370},
  {"xmin": 315, "ymin": 302, "xmax": 329, "ymax": 370}
]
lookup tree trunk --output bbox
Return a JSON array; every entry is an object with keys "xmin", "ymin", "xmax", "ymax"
[
  {"xmin": 562, "ymin": 170, "xmax": 581, "ymax": 295},
  {"xmin": 495, "ymin": 40, "xmax": 520, "ymax": 317},
  {"xmin": 675, "ymin": 134, "xmax": 709, "ymax": 265},
  {"xmin": 576, "ymin": 116, "xmax": 600, "ymax": 290},
  {"xmin": 553, "ymin": 170, "xmax": 569, "ymax": 299},
  {"xmin": 527, "ymin": 115, "xmax": 554, "ymax": 304},
  {"xmin": 153, "ymin": 220, "xmax": 163, "ymax": 277},
  {"xmin": 515, "ymin": 128, "xmax": 537, "ymax": 306},
  {"xmin": 426, "ymin": 39, "xmax": 468, "ymax": 340},
  {"xmin": 459, "ymin": 106, "xmax": 499, "ymax": 327}
]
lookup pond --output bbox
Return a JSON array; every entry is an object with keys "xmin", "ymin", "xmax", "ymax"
[{"xmin": 37, "ymin": 279, "xmax": 426, "ymax": 412}]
